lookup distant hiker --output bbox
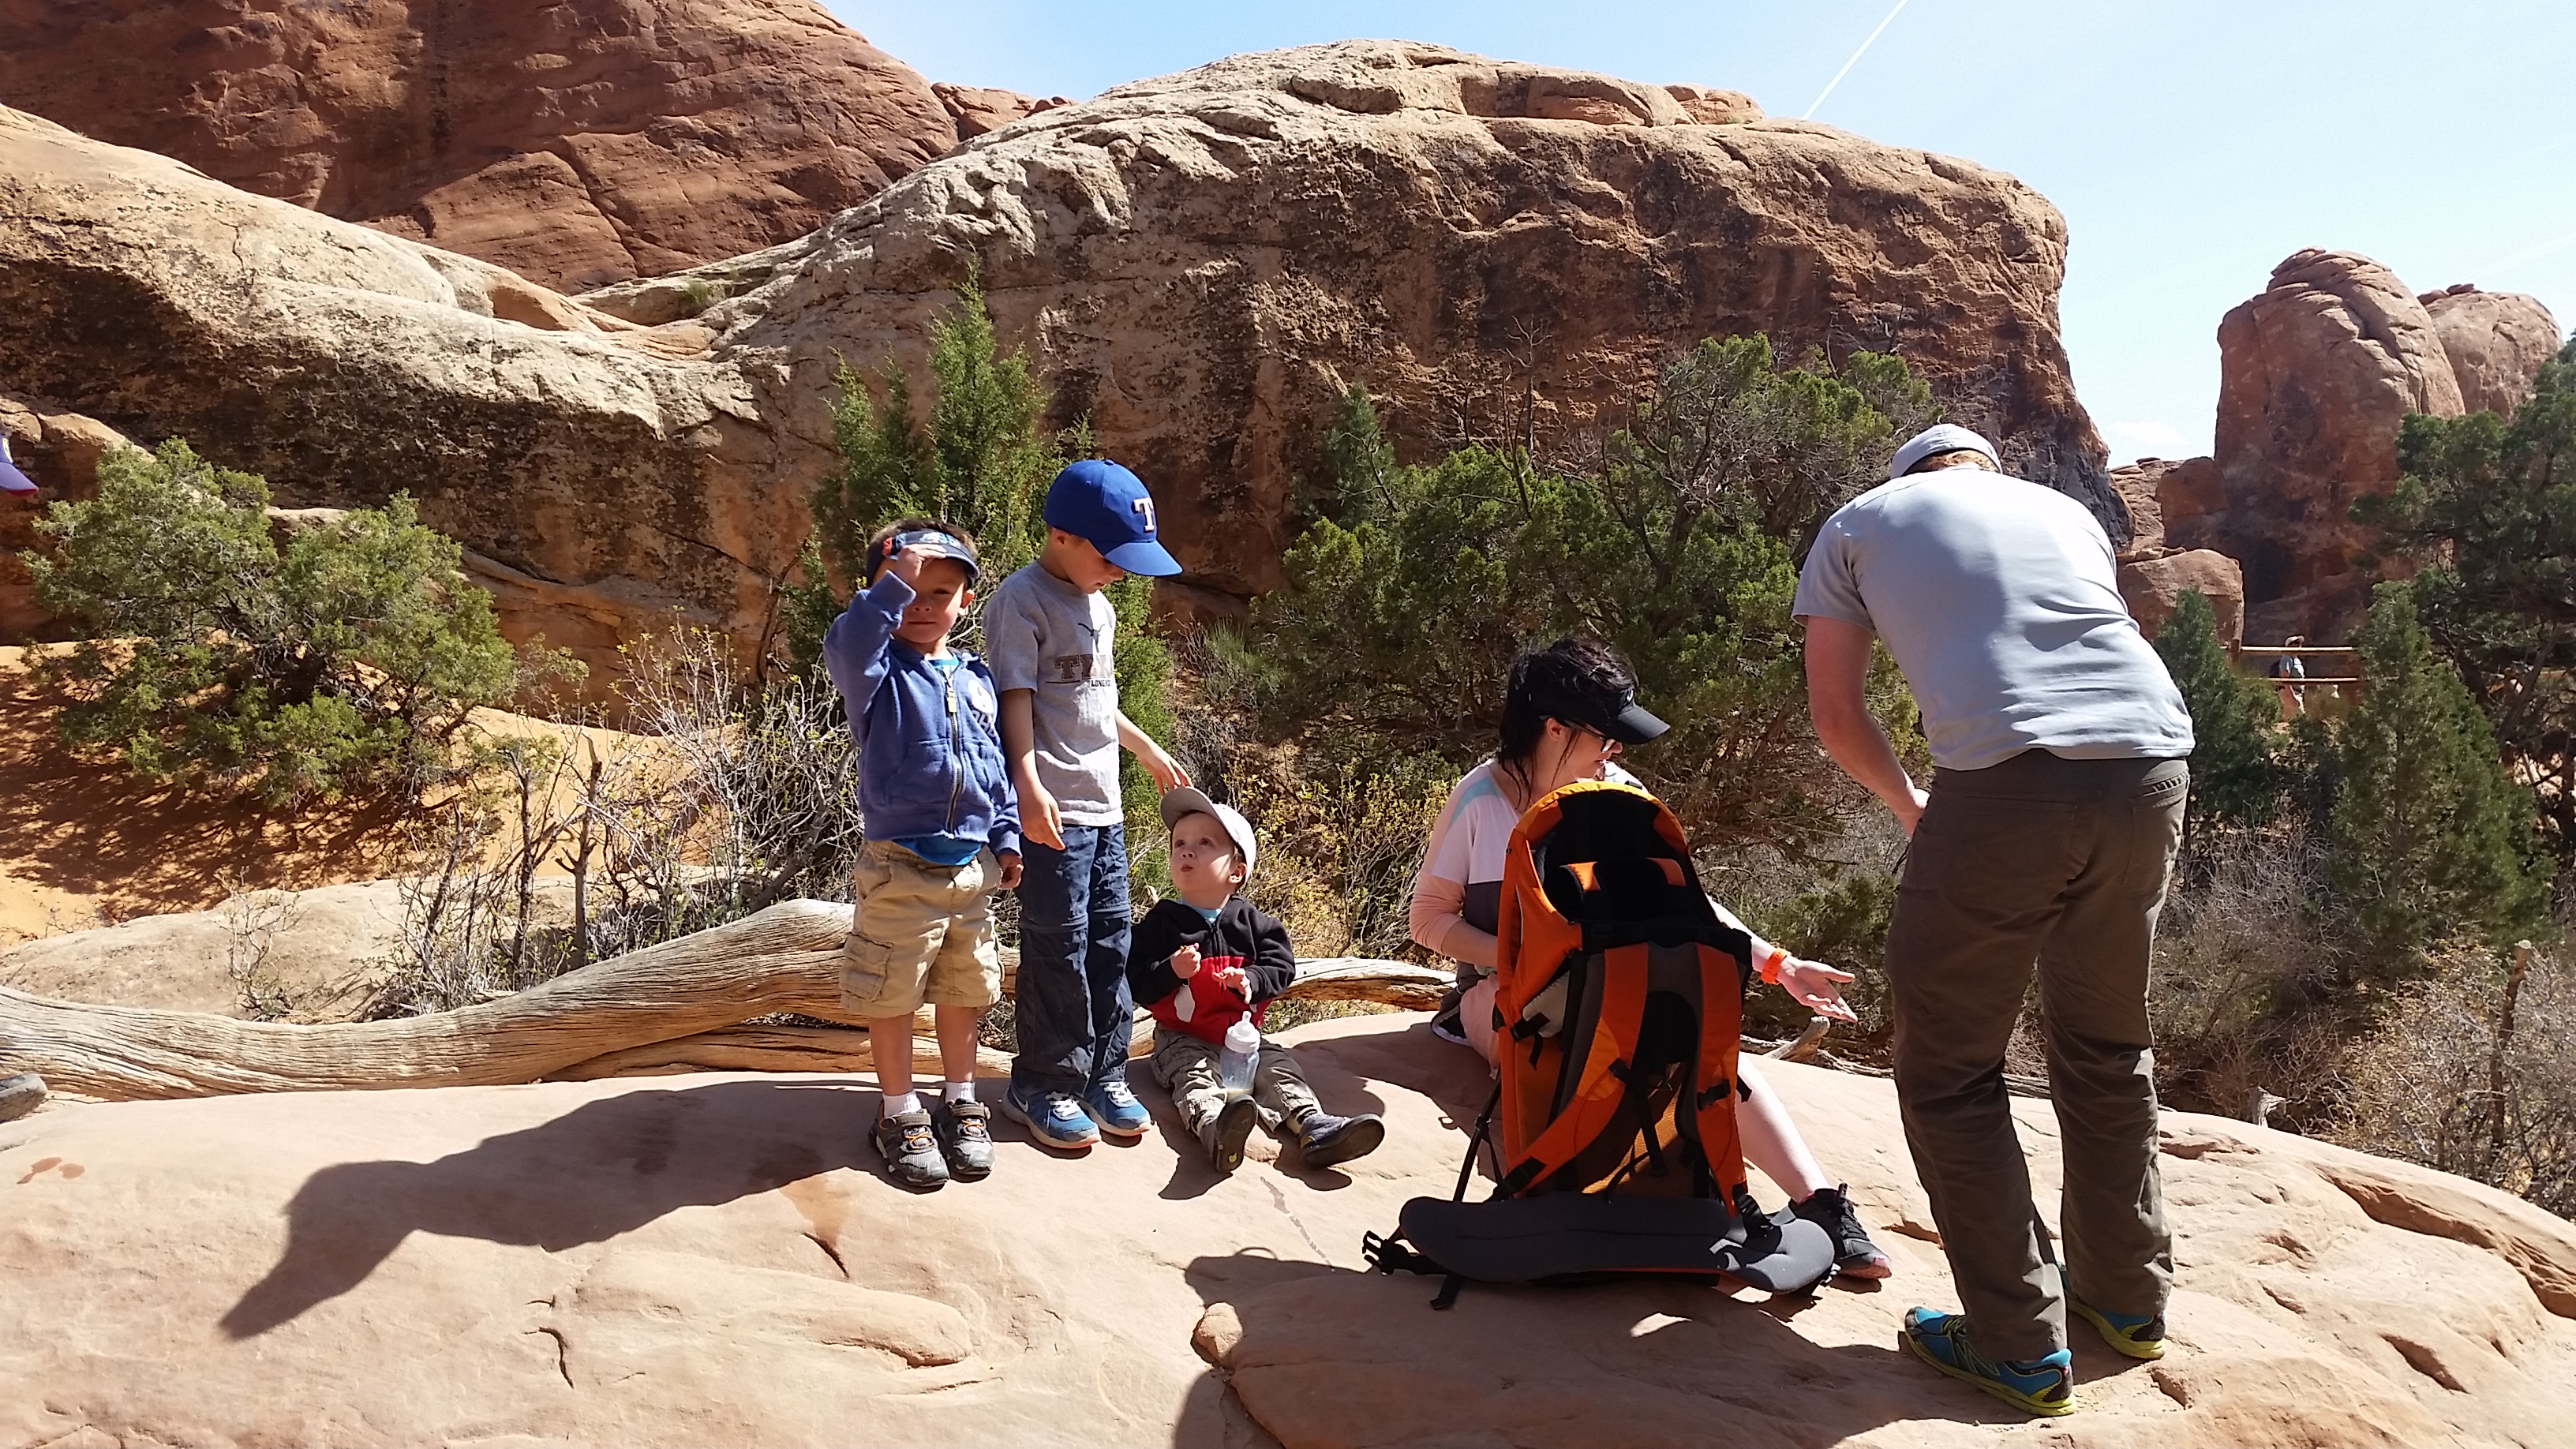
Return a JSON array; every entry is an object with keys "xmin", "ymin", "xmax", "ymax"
[
  {"xmin": 985, "ymin": 459, "xmax": 1190, "ymax": 1150},
  {"xmin": 1129, "ymin": 787, "xmax": 1386, "ymax": 1174},
  {"xmin": 1797, "ymin": 424, "xmax": 2193, "ymax": 1415},
  {"xmin": 822, "ymin": 522, "xmax": 1020, "ymax": 1192},
  {"xmin": 2271, "ymin": 635, "xmax": 2308, "ymax": 721},
  {"xmin": 1407, "ymin": 636, "xmax": 1891, "ymax": 1279}
]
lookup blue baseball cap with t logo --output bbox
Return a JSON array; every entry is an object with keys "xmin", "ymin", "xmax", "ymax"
[{"xmin": 1043, "ymin": 459, "xmax": 1181, "ymax": 576}]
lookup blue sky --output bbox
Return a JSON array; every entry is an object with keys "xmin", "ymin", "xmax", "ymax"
[{"xmin": 826, "ymin": 1, "xmax": 2576, "ymax": 465}]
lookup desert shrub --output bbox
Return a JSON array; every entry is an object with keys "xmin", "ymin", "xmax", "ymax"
[
  {"xmin": 2154, "ymin": 589, "xmax": 2286, "ymax": 834},
  {"xmin": 28, "ymin": 438, "xmax": 566, "ymax": 805},
  {"xmin": 2146, "ymin": 829, "xmax": 2351, "ymax": 1122},
  {"xmin": 2337, "ymin": 942, "xmax": 2576, "ymax": 1219},
  {"xmin": 373, "ymin": 629, "xmax": 866, "ymax": 1015},
  {"xmin": 2333, "ymin": 581, "xmax": 2549, "ymax": 983},
  {"xmin": 1232, "ymin": 751, "xmax": 1457, "ymax": 960},
  {"xmin": 1255, "ymin": 336, "xmax": 1934, "ymax": 859}
]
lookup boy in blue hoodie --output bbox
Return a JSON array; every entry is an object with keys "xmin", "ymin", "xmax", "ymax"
[{"xmin": 823, "ymin": 520, "xmax": 1020, "ymax": 1190}]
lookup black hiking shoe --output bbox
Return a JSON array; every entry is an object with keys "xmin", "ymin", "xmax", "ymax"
[
  {"xmin": 874, "ymin": 1108, "xmax": 950, "ymax": 1191},
  {"xmin": 1296, "ymin": 1111, "xmax": 1385, "ymax": 1169},
  {"xmin": 1205, "ymin": 1095, "xmax": 1259, "ymax": 1174},
  {"xmin": 930, "ymin": 1099, "xmax": 994, "ymax": 1181},
  {"xmin": 1793, "ymin": 1184, "xmax": 1893, "ymax": 1279}
]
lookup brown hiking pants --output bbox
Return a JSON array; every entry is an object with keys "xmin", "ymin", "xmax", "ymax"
[{"xmin": 1888, "ymin": 751, "xmax": 2188, "ymax": 1361}]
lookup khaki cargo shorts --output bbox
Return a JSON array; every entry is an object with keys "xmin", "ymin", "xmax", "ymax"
[{"xmin": 841, "ymin": 839, "xmax": 1003, "ymax": 1018}]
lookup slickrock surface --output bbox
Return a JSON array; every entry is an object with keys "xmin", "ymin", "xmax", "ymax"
[
  {"xmin": 0, "ymin": 0, "xmax": 973, "ymax": 291},
  {"xmin": 1, "ymin": 1013, "xmax": 2569, "ymax": 1447}
]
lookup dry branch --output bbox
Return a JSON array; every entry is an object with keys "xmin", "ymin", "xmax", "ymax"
[
  {"xmin": 0, "ymin": 900, "xmax": 857, "ymax": 1099},
  {"xmin": 0, "ymin": 908, "xmax": 1455, "ymax": 1101}
]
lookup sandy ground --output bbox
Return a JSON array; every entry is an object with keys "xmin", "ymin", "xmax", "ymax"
[{"xmin": 0, "ymin": 646, "xmax": 645, "ymax": 947}]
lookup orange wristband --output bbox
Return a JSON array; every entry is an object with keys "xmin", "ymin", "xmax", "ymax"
[{"xmin": 1760, "ymin": 946, "xmax": 1788, "ymax": 985}]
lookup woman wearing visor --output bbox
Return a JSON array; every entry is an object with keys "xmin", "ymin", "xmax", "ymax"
[{"xmin": 1407, "ymin": 635, "xmax": 1889, "ymax": 1278}]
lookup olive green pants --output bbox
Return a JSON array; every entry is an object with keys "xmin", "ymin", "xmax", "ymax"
[{"xmin": 1889, "ymin": 751, "xmax": 2188, "ymax": 1361}]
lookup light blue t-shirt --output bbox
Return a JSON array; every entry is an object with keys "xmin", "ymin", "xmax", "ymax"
[
  {"xmin": 983, "ymin": 562, "xmax": 1123, "ymax": 828},
  {"xmin": 1793, "ymin": 470, "xmax": 2193, "ymax": 773}
]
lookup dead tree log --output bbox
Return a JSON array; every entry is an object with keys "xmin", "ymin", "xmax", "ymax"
[
  {"xmin": 0, "ymin": 906, "xmax": 1456, "ymax": 1100},
  {"xmin": 0, "ymin": 900, "xmax": 856, "ymax": 1099}
]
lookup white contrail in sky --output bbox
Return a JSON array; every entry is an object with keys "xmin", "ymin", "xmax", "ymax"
[{"xmin": 1804, "ymin": 0, "xmax": 1916, "ymax": 120}]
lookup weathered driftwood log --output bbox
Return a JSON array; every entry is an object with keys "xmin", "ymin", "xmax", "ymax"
[
  {"xmin": 0, "ymin": 900, "xmax": 856, "ymax": 1099},
  {"xmin": 0, "ymin": 904, "xmax": 1453, "ymax": 1099},
  {"xmin": 1277, "ymin": 957, "xmax": 1450, "ymax": 1011}
]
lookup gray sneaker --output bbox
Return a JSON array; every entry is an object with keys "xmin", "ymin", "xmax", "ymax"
[
  {"xmin": 874, "ymin": 1108, "xmax": 950, "ymax": 1191},
  {"xmin": 930, "ymin": 1098, "xmax": 994, "ymax": 1180}
]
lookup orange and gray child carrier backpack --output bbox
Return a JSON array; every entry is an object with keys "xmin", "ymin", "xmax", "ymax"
[{"xmin": 1365, "ymin": 781, "xmax": 1833, "ymax": 1305}]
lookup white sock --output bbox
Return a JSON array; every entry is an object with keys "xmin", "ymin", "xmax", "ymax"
[
  {"xmin": 885, "ymin": 1090, "xmax": 923, "ymax": 1118},
  {"xmin": 944, "ymin": 1080, "xmax": 976, "ymax": 1103}
]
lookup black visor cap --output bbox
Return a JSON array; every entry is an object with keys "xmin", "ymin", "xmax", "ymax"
[{"xmin": 1530, "ymin": 686, "xmax": 1669, "ymax": 746}]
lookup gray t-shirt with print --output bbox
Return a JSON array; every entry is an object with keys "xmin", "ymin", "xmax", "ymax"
[
  {"xmin": 1793, "ymin": 470, "xmax": 2193, "ymax": 773},
  {"xmin": 983, "ymin": 562, "xmax": 1124, "ymax": 827}
]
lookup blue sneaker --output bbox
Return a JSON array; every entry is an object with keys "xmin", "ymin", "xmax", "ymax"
[
  {"xmin": 2068, "ymin": 1290, "xmax": 2167, "ymax": 1360},
  {"xmin": 1084, "ymin": 1079, "xmax": 1151, "ymax": 1139},
  {"xmin": 1900, "ymin": 1308, "xmax": 2074, "ymax": 1417},
  {"xmin": 1001, "ymin": 1086, "xmax": 1099, "ymax": 1150}
]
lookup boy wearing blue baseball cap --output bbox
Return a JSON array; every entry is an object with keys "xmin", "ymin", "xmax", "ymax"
[
  {"xmin": 982, "ymin": 459, "xmax": 1189, "ymax": 1149},
  {"xmin": 823, "ymin": 519, "xmax": 1021, "ymax": 1190}
]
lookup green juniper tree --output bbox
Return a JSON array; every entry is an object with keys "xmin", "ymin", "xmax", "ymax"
[
  {"xmin": 2331, "ymin": 581, "xmax": 2548, "ymax": 983},
  {"xmin": 28, "ymin": 438, "xmax": 560, "ymax": 805},
  {"xmin": 2151, "ymin": 588, "xmax": 2286, "ymax": 835},
  {"xmin": 1255, "ymin": 335, "xmax": 1934, "ymax": 857},
  {"xmin": 2359, "ymin": 336, "xmax": 2576, "ymax": 882},
  {"xmin": 782, "ymin": 276, "xmax": 1175, "ymax": 842}
]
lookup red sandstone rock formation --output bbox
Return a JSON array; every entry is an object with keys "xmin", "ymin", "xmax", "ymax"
[
  {"xmin": 0, "ymin": 40, "xmax": 2118, "ymax": 674},
  {"xmin": 2421, "ymin": 283, "xmax": 2563, "ymax": 418},
  {"xmin": 0, "ymin": 0, "xmax": 970, "ymax": 292},
  {"xmin": 933, "ymin": 83, "xmax": 1069, "ymax": 140},
  {"xmin": 2163, "ymin": 250, "xmax": 2464, "ymax": 640}
]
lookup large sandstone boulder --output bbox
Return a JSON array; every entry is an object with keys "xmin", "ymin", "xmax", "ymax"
[
  {"xmin": 2118, "ymin": 549, "xmax": 2245, "ymax": 644},
  {"xmin": 1, "ymin": 1013, "xmax": 2569, "ymax": 1445},
  {"xmin": 0, "ymin": 41, "xmax": 2119, "ymax": 668},
  {"xmin": 0, "ymin": 880, "xmax": 415, "ymax": 1020},
  {"xmin": 2166, "ymin": 249, "xmax": 2468, "ymax": 641},
  {"xmin": 0, "ymin": 104, "xmax": 822, "ymax": 691},
  {"xmin": 0, "ymin": 0, "xmax": 975, "ymax": 293},
  {"xmin": 2421, "ymin": 284, "xmax": 2563, "ymax": 418},
  {"xmin": 703, "ymin": 40, "xmax": 2124, "ymax": 594}
]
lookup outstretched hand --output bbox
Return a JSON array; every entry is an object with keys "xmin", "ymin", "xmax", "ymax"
[{"xmin": 1778, "ymin": 955, "xmax": 1859, "ymax": 1024}]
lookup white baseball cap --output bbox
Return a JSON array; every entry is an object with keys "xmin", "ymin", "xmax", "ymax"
[
  {"xmin": 1889, "ymin": 424, "xmax": 1998, "ymax": 481},
  {"xmin": 1159, "ymin": 786, "xmax": 1256, "ymax": 877}
]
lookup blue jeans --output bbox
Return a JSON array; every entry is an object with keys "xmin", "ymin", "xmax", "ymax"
[{"xmin": 1011, "ymin": 823, "xmax": 1134, "ymax": 1096}]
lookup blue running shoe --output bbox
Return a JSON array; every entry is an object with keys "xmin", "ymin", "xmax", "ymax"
[
  {"xmin": 2068, "ymin": 1290, "xmax": 2166, "ymax": 1360},
  {"xmin": 1001, "ymin": 1085, "xmax": 1099, "ymax": 1150},
  {"xmin": 1084, "ymin": 1079, "xmax": 1151, "ymax": 1139},
  {"xmin": 1900, "ymin": 1308, "xmax": 2074, "ymax": 1417}
]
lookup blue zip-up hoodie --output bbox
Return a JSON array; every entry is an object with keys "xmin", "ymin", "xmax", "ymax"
[{"xmin": 823, "ymin": 571, "xmax": 1020, "ymax": 859}]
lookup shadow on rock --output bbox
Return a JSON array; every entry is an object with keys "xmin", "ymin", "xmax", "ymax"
[{"xmin": 220, "ymin": 1080, "xmax": 869, "ymax": 1339}]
